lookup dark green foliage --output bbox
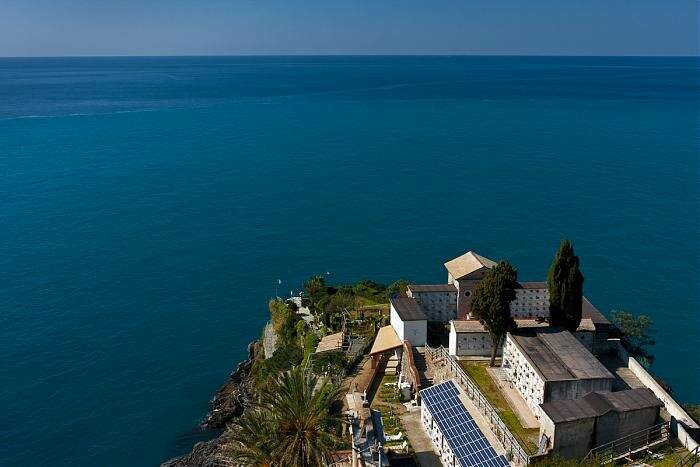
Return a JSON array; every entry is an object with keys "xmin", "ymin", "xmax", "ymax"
[
  {"xmin": 312, "ymin": 351, "xmax": 348, "ymax": 376},
  {"xmin": 547, "ymin": 240, "xmax": 584, "ymax": 332},
  {"xmin": 683, "ymin": 404, "xmax": 700, "ymax": 425},
  {"xmin": 470, "ymin": 261, "xmax": 518, "ymax": 366},
  {"xmin": 269, "ymin": 298, "xmax": 302, "ymax": 346},
  {"xmin": 286, "ymin": 299, "xmax": 299, "ymax": 312},
  {"xmin": 226, "ymin": 366, "xmax": 343, "ymax": 466},
  {"xmin": 304, "ymin": 332, "xmax": 320, "ymax": 360},
  {"xmin": 304, "ymin": 275, "xmax": 327, "ymax": 311},
  {"xmin": 383, "ymin": 279, "xmax": 409, "ymax": 301},
  {"xmin": 322, "ymin": 292, "xmax": 355, "ymax": 331},
  {"xmin": 254, "ymin": 344, "xmax": 303, "ymax": 383},
  {"xmin": 353, "ymin": 279, "xmax": 388, "ymax": 303},
  {"xmin": 531, "ymin": 455, "xmax": 603, "ymax": 466},
  {"xmin": 610, "ymin": 310, "xmax": 655, "ymax": 367}
]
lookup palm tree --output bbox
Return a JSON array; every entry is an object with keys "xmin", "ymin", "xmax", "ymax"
[
  {"xmin": 225, "ymin": 365, "xmax": 343, "ymax": 466},
  {"xmin": 225, "ymin": 408, "xmax": 276, "ymax": 467}
]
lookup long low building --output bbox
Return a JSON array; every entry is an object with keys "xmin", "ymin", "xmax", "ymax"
[
  {"xmin": 448, "ymin": 319, "xmax": 548, "ymax": 357},
  {"xmin": 501, "ymin": 329, "xmax": 615, "ymax": 419},
  {"xmin": 448, "ymin": 297, "xmax": 613, "ymax": 358},
  {"xmin": 420, "ymin": 380, "xmax": 510, "ymax": 467},
  {"xmin": 539, "ymin": 388, "xmax": 663, "ymax": 459}
]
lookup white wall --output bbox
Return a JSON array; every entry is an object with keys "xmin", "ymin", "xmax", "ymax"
[
  {"xmin": 409, "ymin": 290, "xmax": 457, "ymax": 321},
  {"xmin": 404, "ymin": 320, "xmax": 427, "ymax": 346},
  {"xmin": 502, "ymin": 335, "xmax": 546, "ymax": 418},
  {"xmin": 390, "ymin": 306, "xmax": 405, "ymax": 342},
  {"xmin": 614, "ymin": 341, "xmax": 700, "ymax": 452},
  {"xmin": 510, "ymin": 288, "xmax": 550, "ymax": 318},
  {"xmin": 449, "ymin": 324, "xmax": 457, "ymax": 355},
  {"xmin": 390, "ymin": 305, "xmax": 427, "ymax": 346},
  {"xmin": 450, "ymin": 330, "xmax": 498, "ymax": 357}
]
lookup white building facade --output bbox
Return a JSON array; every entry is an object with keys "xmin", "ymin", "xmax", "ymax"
[
  {"xmin": 510, "ymin": 283, "xmax": 550, "ymax": 319},
  {"xmin": 389, "ymin": 297, "xmax": 427, "ymax": 346},
  {"xmin": 501, "ymin": 330, "xmax": 615, "ymax": 419},
  {"xmin": 406, "ymin": 284, "xmax": 457, "ymax": 322},
  {"xmin": 502, "ymin": 336, "xmax": 547, "ymax": 416}
]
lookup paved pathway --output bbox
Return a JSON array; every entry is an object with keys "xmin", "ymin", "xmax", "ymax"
[
  {"xmin": 486, "ymin": 366, "xmax": 539, "ymax": 429},
  {"xmin": 262, "ymin": 321, "xmax": 277, "ymax": 359},
  {"xmin": 454, "ymin": 383, "xmax": 508, "ymax": 457},
  {"xmin": 598, "ymin": 354, "xmax": 645, "ymax": 390},
  {"xmin": 399, "ymin": 409, "xmax": 443, "ymax": 467}
]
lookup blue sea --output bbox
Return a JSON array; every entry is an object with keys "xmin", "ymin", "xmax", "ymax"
[{"xmin": 1, "ymin": 56, "xmax": 698, "ymax": 466}]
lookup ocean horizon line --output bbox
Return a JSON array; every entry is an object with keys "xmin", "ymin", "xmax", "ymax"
[{"xmin": 1, "ymin": 53, "xmax": 698, "ymax": 59}]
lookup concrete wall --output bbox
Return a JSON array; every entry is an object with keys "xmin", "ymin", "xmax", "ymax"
[
  {"xmin": 595, "ymin": 406, "xmax": 660, "ymax": 446},
  {"xmin": 615, "ymin": 342, "xmax": 700, "ymax": 451},
  {"xmin": 510, "ymin": 287, "xmax": 550, "ymax": 319},
  {"xmin": 546, "ymin": 377, "xmax": 613, "ymax": 404},
  {"xmin": 450, "ymin": 330, "xmax": 500, "ymax": 357},
  {"xmin": 404, "ymin": 319, "xmax": 427, "ymax": 346},
  {"xmin": 547, "ymin": 416, "xmax": 596, "ymax": 459},
  {"xmin": 408, "ymin": 290, "xmax": 457, "ymax": 322}
]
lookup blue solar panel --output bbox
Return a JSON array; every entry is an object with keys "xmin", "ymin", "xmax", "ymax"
[{"xmin": 420, "ymin": 380, "xmax": 510, "ymax": 467}]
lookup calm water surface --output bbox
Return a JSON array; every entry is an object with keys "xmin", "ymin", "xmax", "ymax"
[{"xmin": 0, "ymin": 56, "xmax": 698, "ymax": 466}]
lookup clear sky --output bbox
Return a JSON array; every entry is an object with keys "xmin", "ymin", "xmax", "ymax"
[{"xmin": 1, "ymin": 0, "xmax": 697, "ymax": 57}]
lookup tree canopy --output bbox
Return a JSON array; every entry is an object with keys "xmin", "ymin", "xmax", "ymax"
[
  {"xmin": 547, "ymin": 240, "xmax": 584, "ymax": 332},
  {"xmin": 225, "ymin": 365, "xmax": 343, "ymax": 466},
  {"xmin": 470, "ymin": 261, "xmax": 518, "ymax": 366},
  {"xmin": 610, "ymin": 310, "xmax": 655, "ymax": 367}
]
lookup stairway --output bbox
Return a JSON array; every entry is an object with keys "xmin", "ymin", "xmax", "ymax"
[{"xmin": 412, "ymin": 347, "xmax": 433, "ymax": 388}]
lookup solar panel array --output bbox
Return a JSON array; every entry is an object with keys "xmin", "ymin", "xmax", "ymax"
[{"xmin": 420, "ymin": 381, "xmax": 510, "ymax": 467}]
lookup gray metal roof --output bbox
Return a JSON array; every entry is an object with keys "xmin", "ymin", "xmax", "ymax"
[
  {"xmin": 391, "ymin": 296, "xmax": 427, "ymax": 321},
  {"xmin": 510, "ymin": 330, "xmax": 614, "ymax": 382},
  {"xmin": 541, "ymin": 389, "xmax": 662, "ymax": 423},
  {"xmin": 581, "ymin": 297, "xmax": 611, "ymax": 326},
  {"xmin": 515, "ymin": 281, "xmax": 548, "ymax": 289},
  {"xmin": 408, "ymin": 284, "xmax": 457, "ymax": 293}
]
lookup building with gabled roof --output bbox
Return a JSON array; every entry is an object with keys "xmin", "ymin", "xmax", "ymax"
[
  {"xmin": 389, "ymin": 296, "xmax": 427, "ymax": 346},
  {"xmin": 444, "ymin": 250, "xmax": 498, "ymax": 281}
]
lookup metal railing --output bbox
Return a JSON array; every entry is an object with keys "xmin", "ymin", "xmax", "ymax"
[
  {"xmin": 402, "ymin": 341, "xmax": 421, "ymax": 394},
  {"xmin": 425, "ymin": 345, "xmax": 531, "ymax": 466},
  {"xmin": 676, "ymin": 445, "xmax": 699, "ymax": 467},
  {"xmin": 584, "ymin": 421, "xmax": 670, "ymax": 463}
]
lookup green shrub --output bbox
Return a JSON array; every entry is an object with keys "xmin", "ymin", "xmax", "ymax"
[
  {"xmin": 312, "ymin": 351, "xmax": 347, "ymax": 376},
  {"xmin": 254, "ymin": 344, "xmax": 303, "ymax": 384}
]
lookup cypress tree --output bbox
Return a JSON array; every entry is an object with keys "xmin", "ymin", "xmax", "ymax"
[
  {"xmin": 547, "ymin": 240, "xmax": 584, "ymax": 332},
  {"xmin": 470, "ymin": 261, "xmax": 518, "ymax": 366}
]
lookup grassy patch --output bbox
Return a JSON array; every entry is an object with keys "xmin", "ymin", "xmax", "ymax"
[
  {"xmin": 635, "ymin": 441, "xmax": 693, "ymax": 466},
  {"xmin": 371, "ymin": 374, "xmax": 407, "ymax": 439},
  {"xmin": 458, "ymin": 361, "xmax": 539, "ymax": 454}
]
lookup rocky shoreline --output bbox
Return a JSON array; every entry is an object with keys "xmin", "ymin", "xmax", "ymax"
[{"xmin": 161, "ymin": 341, "xmax": 259, "ymax": 467}]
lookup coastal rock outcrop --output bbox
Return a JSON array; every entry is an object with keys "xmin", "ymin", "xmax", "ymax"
[
  {"xmin": 160, "ymin": 438, "xmax": 226, "ymax": 467},
  {"xmin": 161, "ymin": 341, "xmax": 257, "ymax": 466},
  {"xmin": 202, "ymin": 341, "xmax": 257, "ymax": 429}
]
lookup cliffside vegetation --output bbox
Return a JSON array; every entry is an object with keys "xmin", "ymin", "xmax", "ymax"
[
  {"xmin": 225, "ymin": 365, "xmax": 344, "ymax": 466},
  {"xmin": 610, "ymin": 309, "xmax": 655, "ymax": 367}
]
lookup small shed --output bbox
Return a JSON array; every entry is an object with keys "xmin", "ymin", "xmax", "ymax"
[{"xmin": 539, "ymin": 388, "xmax": 663, "ymax": 459}]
